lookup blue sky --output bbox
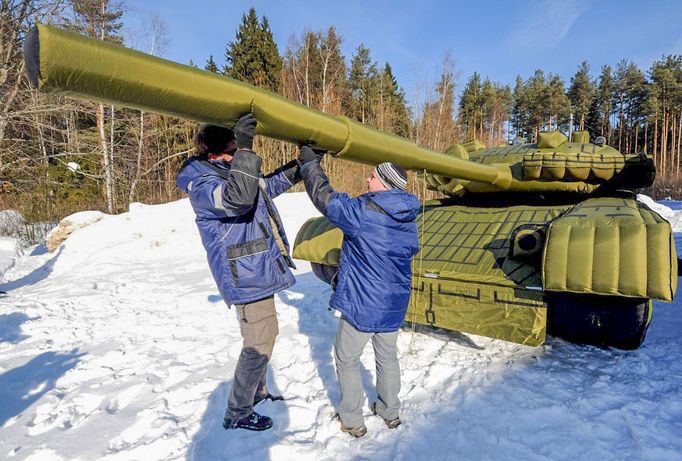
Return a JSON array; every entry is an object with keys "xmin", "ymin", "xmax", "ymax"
[{"xmin": 123, "ymin": 0, "xmax": 682, "ymax": 107}]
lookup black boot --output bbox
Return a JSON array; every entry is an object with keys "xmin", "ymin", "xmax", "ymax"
[{"xmin": 223, "ymin": 411, "xmax": 273, "ymax": 431}]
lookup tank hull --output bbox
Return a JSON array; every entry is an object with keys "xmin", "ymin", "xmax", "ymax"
[{"xmin": 293, "ymin": 195, "xmax": 676, "ymax": 348}]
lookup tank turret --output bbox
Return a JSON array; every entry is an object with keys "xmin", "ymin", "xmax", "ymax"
[{"xmin": 423, "ymin": 131, "xmax": 656, "ymax": 195}]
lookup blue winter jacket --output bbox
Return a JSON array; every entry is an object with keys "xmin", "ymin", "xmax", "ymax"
[
  {"xmin": 301, "ymin": 160, "xmax": 421, "ymax": 333},
  {"xmin": 176, "ymin": 151, "xmax": 299, "ymax": 305}
]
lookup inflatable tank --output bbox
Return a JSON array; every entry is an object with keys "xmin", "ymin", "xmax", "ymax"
[
  {"xmin": 24, "ymin": 25, "xmax": 678, "ymax": 349},
  {"xmin": 296, "ymin": 133, "xmax": 677, "ymax": 349}
]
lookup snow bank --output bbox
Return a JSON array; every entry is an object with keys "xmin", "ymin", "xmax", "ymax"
[
  {"xmin": 637, "ymin": 194, "xmax": 675, "ymax": 221},
  {"xmin": 45, "ymin": 210, "xmax": 107, "ymax": 252},
  {"xmin": 637, "ymin": 194, "xmax": 682, "ymax": 232},
  {"xmin": 0, "ymin": 193, "xmax": 680, "ymax": 461}
]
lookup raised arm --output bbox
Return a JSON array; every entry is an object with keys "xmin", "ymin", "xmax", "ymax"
[
  {"xmin": 298, "ymin": 146, "xmax": 364, "ymax": 238},
  {"xmin": 264, "ymin": 160, "xmax": 301, "ymax": 198}
]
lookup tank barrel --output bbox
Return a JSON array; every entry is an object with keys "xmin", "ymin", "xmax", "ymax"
[{"xmin": 24, "ymin": 24, "xmax": 511, "ymax": 188}]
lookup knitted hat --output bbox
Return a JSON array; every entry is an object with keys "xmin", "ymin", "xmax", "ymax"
[
  {"xmin": 374, "ymin": 162, "xmax": 407, "ymax": 191},
  {"xmin": 195, "ymin": 124, "xmax": 236, "ymax": 157}
]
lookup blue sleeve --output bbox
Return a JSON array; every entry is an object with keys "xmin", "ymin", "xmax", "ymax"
[
  {"xmin": 299, "ymin": 160, "xmax": 364, "ymax": 237},
  {"xmin": 325, "ymin": 193, "xmax": 365, "ymax": 239},
  {"xmin": 264, "ymin": 160, "xmax": 301, "ymax": 198}
]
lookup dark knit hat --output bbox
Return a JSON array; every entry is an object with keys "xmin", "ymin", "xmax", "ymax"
[
  {"xmin": 374, "ymin": 162, "xmax": 407, "ymax": 191},
  {"xmin": 195, "ymin": 124, "xmax": 237, "ymax": 157}
]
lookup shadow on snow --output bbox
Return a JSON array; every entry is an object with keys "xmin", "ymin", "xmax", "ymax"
[
  {"xmin": 0, "ymin": 312, "xmax": 36, "ymax": 344},
  {"xmin": 0, "ymin": 246, "xmax": 63, "ymax": 292},
  {"xmin": 188, "ymin": 373, "xmax": 289, "ymax": 461},
  {"xmin": 0, "ymin": 349, "xmax": 85, "ymax": 426}
]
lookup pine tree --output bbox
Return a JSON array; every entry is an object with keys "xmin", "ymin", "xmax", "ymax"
[
  {"xmin": 380, "ymin": 63, "xmax": 411, "ymax": 136},
  {"xmin": 258, "ymin": 17, "xmax": 282, "ymax": 91},
  {"xmin": 204, "ymin": 55, "xmax": 219, "ymax": 73},
  {"xmin": 568, "ymin": 61, "xmax": 595, "ymax": 131},
  {"xmin": 622, "ymin": 63, "xmax": 647, "ymax": 153},
  {"xmin": 524, "ymin": 69, "xmax": 548, "ymax": 141},
  {"xmin": 586, "ymin": 65, "xmax": 613, "ymax": 140},
  {"xmin": 225, "ymin": 7, "xmax": 282, "ymax": 91},
  {"xmin": 480, "ymin": 78, "xmax": 496, "ymax": 142},
  {"xmin": 510, "ymin": 75, "xmax": 527, "ymax": 140},
  {"xmin": 613, "ymin": 60, "xmax": 629, "ymax": 151},
  {"xmin": 649, "ymin": 55, "xmax": 682, "ymax": 174},
  {"xmin": 544, "ymin": 74, "xmax": 571, "ymax": 131},
  {"xmin": 491, "ymin": 83, "xmax": 513, "ymax": 144},
  {"xmin": 67, "ymin": 0, "xmax": 124, "ymax": 43},
  {"xmin": 347, "ymin": 44, "xmax": 377, "ymax": 123},
  {"xmin": 613, "ymin": 61, "xmax": 647, "ymax": 152},
  {"xmin": 458, "ymin": 72, "xmax": 481, "ymax": 140}
]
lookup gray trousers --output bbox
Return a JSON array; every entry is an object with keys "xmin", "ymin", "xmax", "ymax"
[
  {"xmin": 334, "ymin": 317, "xmax": 401, "ymax": 428},
  {"xmin": 225, "ymin": 295, "xmax": 278, "ymax": 420}
]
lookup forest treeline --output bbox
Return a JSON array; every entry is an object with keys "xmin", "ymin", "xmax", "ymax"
[{"xmin": 1, "ymin": 1, "xmax": 682, "ymax": 229}]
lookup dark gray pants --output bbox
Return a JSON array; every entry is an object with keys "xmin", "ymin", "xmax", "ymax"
[
  {"xmin": 225, "ymin": 295, "xmax": 278, "ymax": 420},
  {"xmin": 334, "ymin": 317, "xmax": 401, "ymax": 428}
]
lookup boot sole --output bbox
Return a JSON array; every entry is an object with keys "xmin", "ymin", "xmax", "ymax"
[
  {"xmin": 340, "ymin": 424, "xmax": 367, "ymax": 438},
  {"xmin": 223, "ymin": 418, "xmax": 273, "ymax": 431},
  {"xmin": 237, "ymin": 423, "xmax": 272, "ymax": 431}
]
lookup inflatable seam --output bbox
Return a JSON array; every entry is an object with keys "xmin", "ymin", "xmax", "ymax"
[{"xmin": 337, "ymin": 116, "xmax": 354, "ymax": 157}]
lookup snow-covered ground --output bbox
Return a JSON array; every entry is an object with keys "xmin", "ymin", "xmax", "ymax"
[
  {"xmin": 0, "ymin": 193, "xmax": 680, "ymax": 461},
  {"xmin": 0, "ymin": 237, "xmax": 21, "ymax": 279}
]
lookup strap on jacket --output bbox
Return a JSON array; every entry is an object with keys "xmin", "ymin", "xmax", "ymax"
[
  {"xmin": 364, "ymin": 197, "xmax": 390, "ymax": 217},
  {"xmin": 199, "ymin": 160, "xmax": 296, "ymax": 269}
]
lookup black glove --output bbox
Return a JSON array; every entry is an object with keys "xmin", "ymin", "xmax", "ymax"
[
  {"xmin": 299, "ymin": 145, "xmax": 326, "ymax": 164},
  {"xmin": 234, "ymin": 113, "xmax": 257, "ymax": 150}
]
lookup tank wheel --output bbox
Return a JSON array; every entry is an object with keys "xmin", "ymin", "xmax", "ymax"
[{"xmin": 546, "ymin": 293, "xmax": 652, "ymax": 350}]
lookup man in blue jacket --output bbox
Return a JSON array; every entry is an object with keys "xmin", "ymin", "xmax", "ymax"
[
  {"xmin": 298, "ymin": 146, "xmax": 421, "ymax": 438},
  {"xmin": 176, "ymin": 114, "xmax": 300, "ymax": 431}
]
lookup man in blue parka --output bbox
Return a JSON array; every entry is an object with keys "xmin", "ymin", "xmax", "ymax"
[
  {"xmin": 298, "ymin": 146, "xmax": 420, "ymax": 438},
  {"xmin": 176, "ymin": 114, "xmax": 299, "ymax": 431}
]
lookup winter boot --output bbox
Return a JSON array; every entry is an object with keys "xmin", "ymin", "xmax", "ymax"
[
  {"xmin": 223, "ymin": 411, "xmax": 273, "ymax": 431},
  {"xmin": 333, "ymin": 413, "xmax": 367, "ymax": 438},
  {"xmin": 371, "ymin": 402, "xmax": 401, "ymax": 429}
]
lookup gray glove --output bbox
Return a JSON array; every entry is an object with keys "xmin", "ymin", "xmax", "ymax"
[
  {"xmin": 299, "ymin": 145, "xmax": 326, "ymax": 164},
  {"xmin": 234, "ymin": 113, "xmax": 257, "ymax": 150}
]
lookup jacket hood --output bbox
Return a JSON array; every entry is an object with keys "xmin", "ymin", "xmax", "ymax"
[
  {"xmin": 176, "ymin": 156, "xmax": 231, "ymax": 192},
  {"xmin": 363, "ymin": 190, "xmax": 420, "ymax": 223}
]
